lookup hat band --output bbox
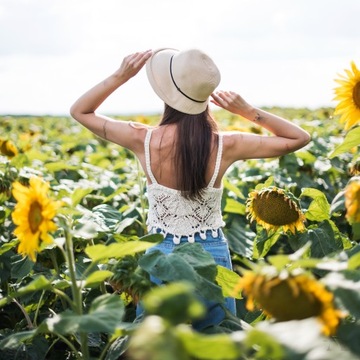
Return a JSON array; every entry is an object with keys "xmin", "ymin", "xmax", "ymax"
[{"xmin": 169, "ymin": 55, "xmax": 207, "ymax": 104}]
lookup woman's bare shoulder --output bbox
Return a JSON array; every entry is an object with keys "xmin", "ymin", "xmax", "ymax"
[{"xmin": 220, "ymin": 130, "xmax": 247, "ymax": 147}]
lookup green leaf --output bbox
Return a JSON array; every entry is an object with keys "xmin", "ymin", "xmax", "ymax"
[
  {"xmin": 289, "ymin": 221, "xmax": 344, "ymax": 258},
  {"xmin": 92, "ymin": 204, "xmax": 123, "ymax": 228},
  {"xmin": 84, "ymin": 270, "xmax": 114, "ymax": 287},
  {"xmin": 267, "ymin": 243, "xmax": 322, "ymax": 271},
  {"xmin": 85, "ymin": 237, "xmax": 161, "ymax": 262},
  {"xmin": 142, "ymin": 282, "xmax": 205, "ymax": 324},
  {"xmin": 73, "ymin": 204, "xmax": 125, "ymax": 239},
  {"xmin": 173, "ymin": 243, "xmax": 217, "ymax": 280},
  {"xmin": 10, "ymin": 254, "xmax": 34, "ymax": 279},
  {"xmin": 139, "ymin": 244, "xmax": 224, "ymax": 303},
  {"xmin": 329, "ymin": 127, "xmax": 360, "ymax": 158},
  {"xmin": 52, "ymin": 279, "xmax": 71, "ymax": 290},
  {"xmin": 348, "ymin": 251, "xmax": 360, "ymax": 270},
  {"xmin": 224, "ymin": 218, "xmax": 255, "ymax": 258},
  {"xmin": 216, "ymin": 265, "xmax": 242, "ymax": 299},
  {"xmin": 296, "ymin": 150, "xmax": 317, "ymax": 164},
  {"xmin": 255, "ymin": 176, "xmax": 274, "ymax": 190},
  {"xmin": 0, "ymin": 276, "xmax": 52, "ymax": 307},
  {"xmin": 16, "ymin": 275, "xmax": 52, "ymax": 294},
  {"xmin": 224, "ymin": 198, "xmax": 246, "ymax": 215},
  {"xmin": 336, "ymin": 321, "xmax": 360, "ymax": 357},
  {"xmin": 114, "ymin": 217, "xmax": 137, "ymax": 233},
  {"xmin": 0, "ymin": 330, "xmax": 37, "ymax": 349},
  {"xmin": 177, "ymin": 326, "xmax": 241, "ymax": 360},
  {"xmin": 44, "ymin": 161, "xmax": 79, "ymax": 172},
  {"xmin": 244, "ymin": 328, "xmax": 285, "ymax": 359},
  {"xmin": 353, "ymin": 222, "xmax": 360, "ymax": 242},
  {"xmin": 253, "ymin": 227, "xmax": 282, "ymax": 259},
  {"xmin": 223, "ymin": 178, "xmax": 245, "ymax": 199},
  {"xmin": 71, "ymin": 187, "xmax": 94, "ymax": 207},
  {"xmin": 301, "ymin": 188, "xmax": 330, "ymax": 221},
  {"xmin": 0, "ymin": 239, "xmax": 18, "ymax": 255},
  {"xmin": 72, "ymin": 220, "xmax": 103, "ymax": 239},
  {"xmin": 251, "ymin": 319, "xmax": 347, "ymax": 359},
  {"xmin": 107, "ymin": 331, "xmax": 132, "ymax": 359},
  {"xmin": 128, "ymin": 316, "xmax": 187, "ymax": 360},
  {"xmin": 323, "ymin": 272, "xmax": 360, "ymax": 318},
  {"xmin": 41, "ymin": 294, "xmax": 125, "ymax": 334}
]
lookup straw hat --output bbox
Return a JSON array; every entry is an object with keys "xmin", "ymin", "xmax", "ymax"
[{"xmin": 146, "ymin": 48, "xmax": 221, "ymax": 115}]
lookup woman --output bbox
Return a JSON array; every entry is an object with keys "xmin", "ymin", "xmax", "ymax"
[{"xmin": 70, "ymin": 48, "xmax": 311, "ymax": 329}]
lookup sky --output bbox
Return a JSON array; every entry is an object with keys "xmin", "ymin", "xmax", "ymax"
[{"xmin": 0, "ymin": 0, "xmax": 359, "ymax": 116}]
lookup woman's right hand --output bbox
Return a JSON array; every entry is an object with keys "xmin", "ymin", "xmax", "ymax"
[{"xmin": 115, "ymin": 50, "xmax": 153, "ymax": 83}]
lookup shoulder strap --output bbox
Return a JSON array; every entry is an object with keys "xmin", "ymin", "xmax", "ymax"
[
  {"xmin": 144, "ymin": 129, "xmax": 158, "ymax": 184},
  {"xmin": 208, "ymin": 133, "xmax": 223, "ymax": 188}
]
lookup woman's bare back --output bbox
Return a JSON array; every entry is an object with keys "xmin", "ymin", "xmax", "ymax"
[{"xmin": 140, "ymin": 125, "xmax": 223, "ymax": 189}]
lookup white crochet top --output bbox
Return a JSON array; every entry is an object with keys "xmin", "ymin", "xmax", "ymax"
[{"xmin": 145, "ymin": 129, "xmax": 225, "ymax": 244}]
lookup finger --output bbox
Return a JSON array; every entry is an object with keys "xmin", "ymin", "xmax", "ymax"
[
  {"xmin": 132, "ymin": 50, "xmax": 153, "ymax": 67},
  {"xmin": 211, "ymin": 94, "xmax": 227, "ymax": 108},
  {"xmin": 214, "ymin": 92, "xmax": 229, "ymax": 105},
  {"xmin": 210, "ymin": 99, "xmax": 220, "ymax": 106}
]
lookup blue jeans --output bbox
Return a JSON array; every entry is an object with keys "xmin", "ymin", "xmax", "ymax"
[{"xmin": 137, "ymin": 229, "xmax": 236, "ymax": 330}]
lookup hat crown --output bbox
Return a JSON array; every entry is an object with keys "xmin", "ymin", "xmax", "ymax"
[
  {"xmin": 171, "ymin": 49, "xmax": 221, "ymax": 102},
  {"xmin": 146, "ymin": 48, "xmax": 221, "ymax": 114}
]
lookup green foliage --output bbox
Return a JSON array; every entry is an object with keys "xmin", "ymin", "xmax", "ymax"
[
  {"xmin": 329, "ymin": 126, "xmax": 360, "ymax": 158},
  {"xmin": 0, "ymin": 111, "xmax": 360, "ymax": 359},
  {"xmin": 139, "ymin": 243, "xmax": 224, "ymax": 303}
]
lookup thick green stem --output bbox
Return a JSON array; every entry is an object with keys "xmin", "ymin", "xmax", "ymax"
[{"xmin": 64, "ymin": 227, "xmax": 89, "ymax": 359}]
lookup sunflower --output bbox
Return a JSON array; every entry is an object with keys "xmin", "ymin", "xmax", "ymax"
[
  {"xmin": 235, "ymin": 270, "xmax": 343, "ymax": 336},
  {"xmin": 0, "ymin": 139, "xmax": 18, "ymax": 158},
  {"xmin": 345, "ymin": 178, "xmax": 360, "ymax": 224},
  {"xmin": 246, "ymin": 186, "xmax": 306, "ymax": 234},
  {"xmin": 12, "ymin": 176, "xmax": 63, "ymax": 261},
  {"xmin": 333, "ymin": 61, "xmax": 360, "ymax": 130}
]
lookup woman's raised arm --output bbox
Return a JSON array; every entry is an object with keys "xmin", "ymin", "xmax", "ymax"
[
  {"xmin": 211, "ymin": 90, "xmax": 311, "ymax": 161},
  {"xmin": 70, "ymin": 50, "xmax": 152, "ymax": 151}
]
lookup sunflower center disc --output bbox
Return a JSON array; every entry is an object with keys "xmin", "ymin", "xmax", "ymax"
[
  {"xmin": 29, "ymin": 201, "xmax": 43, "ymax": 233},
  {"xmin": 253, "ymin": 192, "xmax": 299, "ymax": 226},
  {"xmin": 353, "ymin": 81, "xmax": 360, "ymax": 109},
  {"xmin": 258, "ymin": 279, "xmax": 322, "ymax": 321}
]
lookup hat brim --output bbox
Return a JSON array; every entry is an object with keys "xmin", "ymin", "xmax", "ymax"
[{"xmin": 146, "ymin": 48, "xmax": 209, "ymax": 115}]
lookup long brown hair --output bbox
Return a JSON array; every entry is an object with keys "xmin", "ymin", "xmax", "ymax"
[{"xmin": 159, "ymin": 104, "xmax": 219, "ymax": 199}]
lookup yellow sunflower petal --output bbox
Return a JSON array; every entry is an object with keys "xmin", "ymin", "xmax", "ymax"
[{"xmin": 334, "ymin": 61, "xmax": 360, "ymax": 129}]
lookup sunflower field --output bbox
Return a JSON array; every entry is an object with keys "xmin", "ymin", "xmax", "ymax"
[{"xmin": 0, "ymin": 63, "xmax": 360, "ymax": 360}]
